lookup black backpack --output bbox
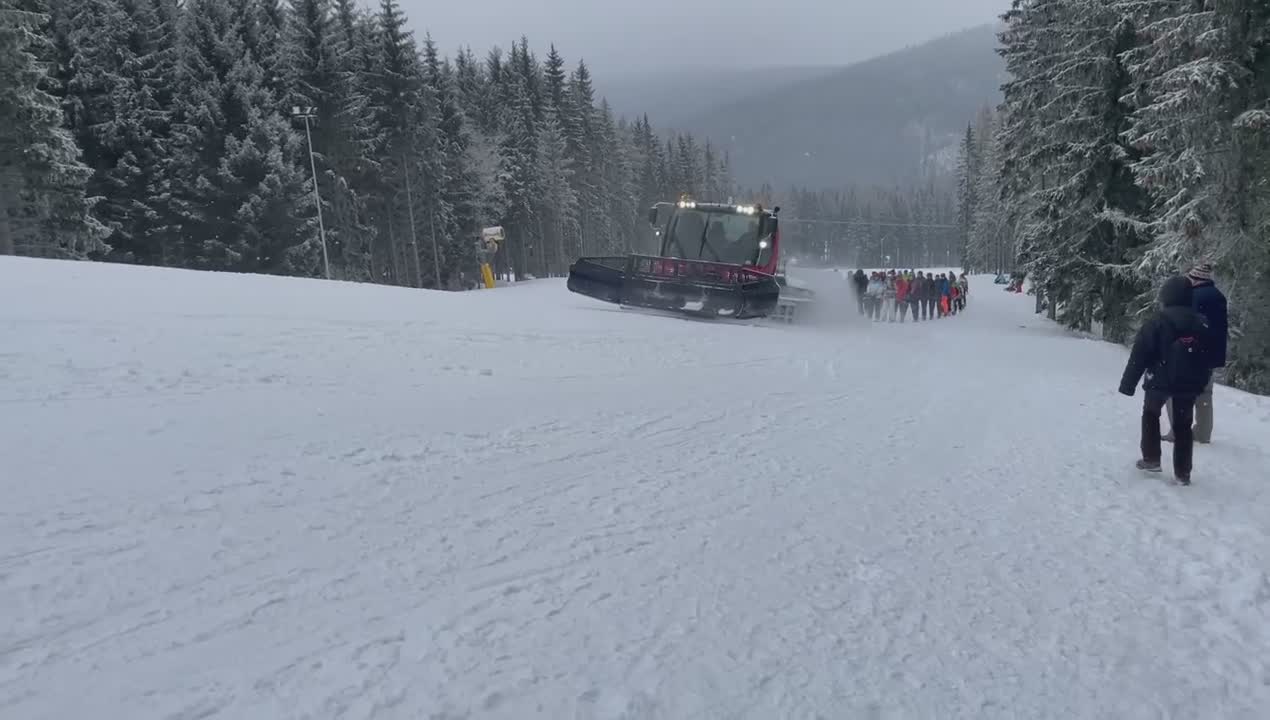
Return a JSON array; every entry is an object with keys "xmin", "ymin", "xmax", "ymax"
[{"xmin": 1163, "ymin": 316, "xmax": 1210, "ymax": 390}]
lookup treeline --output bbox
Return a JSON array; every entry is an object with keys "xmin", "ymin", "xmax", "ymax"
[
  {"xmin": 0, "ymin": 0, "xmax": 732, "ymax": 286},
  {"xmin": 957, "ymin": 0, "xmax": 1269, "ymax": 393},
  {"xmin": 742, "ymin": 175, "xmax": 959, "ymax": 269}
]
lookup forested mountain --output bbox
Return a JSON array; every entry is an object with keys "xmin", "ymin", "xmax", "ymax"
[
  {"xmin": 676, "ymin": 24, "xmax": 1004, "ymax": 188},
  {"xmin": 599, "ymin": 65, "xmax": 839, "ymax": 129},
  {"xmin": 0, "ymin": 0, "xmax": 735, "ymax": 285},
  {"xmin": 957, "ymin": 0, "xmax": 1270, "ymax": 393}
]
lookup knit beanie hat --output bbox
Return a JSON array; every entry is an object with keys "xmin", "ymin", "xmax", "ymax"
[{"xmin": 1187, "ymin": 262, "xmax": 1214, "ymax": 283}]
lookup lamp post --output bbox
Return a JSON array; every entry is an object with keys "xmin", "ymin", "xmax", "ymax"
[{"xmin": 292, "ymin": 106, "xmax": 330, "ymax": 280}]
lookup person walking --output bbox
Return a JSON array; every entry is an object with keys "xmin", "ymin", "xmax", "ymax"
[
  {"xmin": 1119, "ymin": 275, "xmax": 1213, "ymax": 485},
  {"xmin": 1166, "ymin": 262, "xmax": 1227, "ymax": 444}
]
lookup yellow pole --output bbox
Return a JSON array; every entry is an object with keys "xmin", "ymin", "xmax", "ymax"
[{"xmin": 481, "ymin": 262, "xmax": 495, "ymax": 289}]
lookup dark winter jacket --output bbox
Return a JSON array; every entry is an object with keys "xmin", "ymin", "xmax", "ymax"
[
  {"xmin": 915, "ymin": 277, "xmax": 930, "ymax": 299},
  {"xmin": 852, "ymin": 270, "xmax": 868, "ymax": 295},
  {"xmin": 1191, "ymin": 281, "xmax": 1228, "ymax": 368},
  {"xmin": 1119, "ymin": 276, "xmax": 1213, "ymax": 397}
]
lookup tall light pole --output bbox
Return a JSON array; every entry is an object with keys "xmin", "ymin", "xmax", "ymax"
[{"xmin": 292, "ymin": 106, "xmax": 330, "ymax": 280}]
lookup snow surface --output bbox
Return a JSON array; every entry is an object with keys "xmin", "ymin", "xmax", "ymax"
[{"xmin": 2, "ymin": 256, "xmax": 1269, "ymax": 719}]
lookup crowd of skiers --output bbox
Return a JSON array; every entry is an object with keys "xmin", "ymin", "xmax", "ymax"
[{"xmin": 849, "ymin": 269, "xmax": 970, "ymax": 322}]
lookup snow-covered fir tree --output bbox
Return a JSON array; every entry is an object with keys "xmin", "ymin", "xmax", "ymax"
[
  {"xmin": 955, "ymin": 123, "xmax": 978, "ymax": 266},
  {"xmin": 966, "ymin": 109, "xmax": 1012, "ymax": 276},
  {"xmin": 283, "ymin": 0, "xmax": 371, "ymax": 279},
  {"xmin": 0, "ymin": 0, "xmax": 108, "ymax": 257},
  {"xmin": 535, "ymin": 105, "xmax": 578, "ymax": 274},
  {"xmin": 2, "ymin": 0, "xmax": 734, "ymax": 315},
  {"xmin": 963, "ymin": 0, "xmax": 1270, "ymax": 391},
  {"xmin": 165, "ymin": 0, "xmax": 312, "ymax": 272},
  {"xmin": 363, "ymin": 0, "xmax": 441, "ymax": 287}
]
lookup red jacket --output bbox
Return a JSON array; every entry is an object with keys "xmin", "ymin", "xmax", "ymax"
[{"xmin": 895, "ymin": 277, "xmax": 910, "ymax": 302}]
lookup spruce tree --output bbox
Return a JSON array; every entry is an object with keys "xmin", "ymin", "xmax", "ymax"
[
  {"xmin": 967, "ymin": 110, "xmax": 1010, "ymax": 275},
  {"xmin": 167, "ymin": 0, "xmax": 311, "ymax": 272},
  {"xmin": 955, "ymin": 123, "xmax": 978, "ymax": 267},
  {"xmin": 424, "ymin": 34, "xmax": 475, "ymax": 287},
  {"xmin": 534, "ymin": 106, "xmax": 576, "ymax": 274},
  {"xmin": 565, "ymin": 60, "xmax": 599, "ymax": 253},
  {"xmin": 0, "ymin": 0, "xmax": 108, "ymax": 257},
  {"xmin": 58, "ymin": 0, "xmax": 172, "ymax": 263},
  {"xmin": 284, "ymin": 0, "xmax": 377, "ymax": 279},
  {"xmin": 364, "ymin": 0, "xmax": 441, "ymax": 286},
  {"xmin": 543, "ymin": 44, "xmax": 566, "ymax": 113},
  {"xmin": 597, "ymin": 100, "xmax": 631, "ymax": 254},
  {"xmin": 498, "ymin": 75, "xmax": 538, "ymax": 279}
]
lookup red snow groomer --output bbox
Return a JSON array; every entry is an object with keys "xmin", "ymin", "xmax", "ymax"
[{"xmin": 567, "ymin": 198, "xmax": 785, "ymax": 319}]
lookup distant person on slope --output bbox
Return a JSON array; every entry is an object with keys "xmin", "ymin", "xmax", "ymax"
[
  {"xmin": 882, "ymin": 273, "xmax": 898, "ymax": 322},
  {"xmin": 1166, "ymin": 262, "xmax": 1227, "ymax": 445},
  {"xmin": 852, "ymin": 269, "xmax": 868, "ymax": 315},
  {"xmin": 937, "ymin": 274, "xmax": 951, "ymax": 317},
  {"xmin": 1118, "ymin": 275, "xmax": 1213, "ymax": 486},
  {"xmin": 923, "ymin": 272, "xmax": 937, "ymax": 320},
  {"xmin": 866, "ymin": 272, "xmax": 885, "ymax": 321},
  {"xmin": 909, "ymin": 272, "xmax": 924, "ymax": 321},
  {"xmin": 895, "ymin": 272, "xmax": 911, "ymax": 322}
]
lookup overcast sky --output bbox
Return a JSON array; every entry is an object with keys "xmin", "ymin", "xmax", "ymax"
[{"xmin": 401, "ymin": 0, "xmax": 1008, "ymax": 76}]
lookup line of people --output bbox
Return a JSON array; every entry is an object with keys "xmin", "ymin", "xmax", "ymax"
[{"xmin": 849, "ymin": 269, "xmax": 969, "ymax": 322}]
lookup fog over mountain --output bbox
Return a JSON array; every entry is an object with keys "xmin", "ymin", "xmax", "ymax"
[{"xmin": 402, "ymin": 0, "xmax": 1007, "ymax": 75}]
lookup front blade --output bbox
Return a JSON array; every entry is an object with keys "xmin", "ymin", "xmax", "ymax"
[{"xmin": 567, "ymin": 256, "xmax": 627, "ymax": 305}]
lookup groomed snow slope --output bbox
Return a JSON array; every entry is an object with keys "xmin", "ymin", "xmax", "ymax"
[{"xmin": 2, "ymin": 257, "xmax": 1268, "ymax": 720}]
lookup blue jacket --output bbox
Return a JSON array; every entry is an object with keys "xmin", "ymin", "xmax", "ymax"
[
  {"xmin": 1191, "ymin": 281, "xmax": 1228, "ymax": 368},
  {"xmin": 937, "ymin": 278, "xmax": 950, "ymax": 297}
]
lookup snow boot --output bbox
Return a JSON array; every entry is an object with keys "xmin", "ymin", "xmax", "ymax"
[
  {"xmin": 1136, "ymin": 459, "xmax": 1162, "ymax": 473},
  {"xmin": 1173, "ymin": 473, "xmax": 1191, "ymax": 486}
]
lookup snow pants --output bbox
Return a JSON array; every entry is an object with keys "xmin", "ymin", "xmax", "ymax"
[
  {"xmin": 1167, "ymin": 378, "xmax": 1214, "ymax": 442},
  {"xmin": 856, "ymin": 292, "xmax": 866, "ymax": 315},
  {"xmin": 1143, "ymin": 390, "xmax": 1196, "ymax": 477},
  {"xmin": 882, "ymin": 298, "xmax": 895, "ymax": 321}
]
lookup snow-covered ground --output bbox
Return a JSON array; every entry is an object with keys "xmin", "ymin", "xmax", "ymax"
[{"xmin": 3, "ymin": 256, "xmax": 1268, "ymax": 719}]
